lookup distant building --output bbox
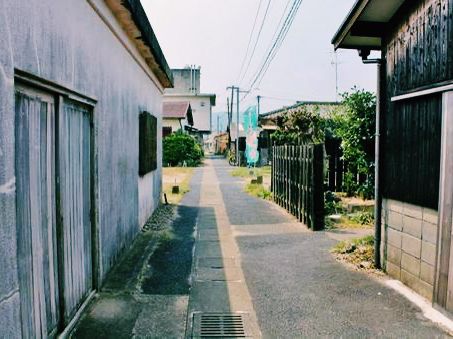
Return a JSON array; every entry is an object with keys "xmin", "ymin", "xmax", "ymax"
[
  {"xmin": 162, "ymin": 101, "xmax": 194, "ymax": 137},
  {"xmin": 258, "ymin": 101, "xmax": 343, "ymax": 165},
  {"xmin": 164, "ymin": 66, "xmax": 216, "ymax": 136},
  {"xmin": 0, "ymin": 0, "xmax": 172, "ymax": 337}
]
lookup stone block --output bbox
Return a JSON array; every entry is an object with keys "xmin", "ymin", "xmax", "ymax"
[
  {"xmin": 402, "ymin": 233, "xmax": 421, "ymax": 259},
  {"xmin": 422, "ymin": 222, "xmax": 438, "ymax": 245},
  {"xmin": 402, "ymin": 215, "xmax": 422, "ymax": 239},
  {"xmin": 388, "ymin": 210, "xmax": 403, "ymax": 231},
  {"xmin": 423, "ymin": 208, "xmax": 438, "ymax": 225},
  {"xmin": 403, "ymin": 203, "xmax": 423, "ymax": 219},
  {"xmin": 401, "ymin": 269, "xmax": 434, "ymax": 301},
  {"xmin": 421, "ymin": 241, "xmax": 437, "ymax": 266},
  {"xmin": 388, "ymin": 228, "xmax": 402, "ymax": 248},
  {"xmin": 386, "ymin": 261, "xmax": 401, "ymax": 280},
  {"xmin": 401, "ymin": 253, "xmax": 421, "ymax": 277},
  {"xmin": 386, "ymin": 199, "xmax": 404, "ymax": 214},
  {"xmin": 420, "ymin": 262, "xmax": 435, "ymax": 285},
  {"xmin": 387, "ymin": 244, "xmax": 402, "ymax": 266}
]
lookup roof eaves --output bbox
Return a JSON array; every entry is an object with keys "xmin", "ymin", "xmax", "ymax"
[
  {"xmin": 331, "ymin": 0, "xmax": 371, "ymax": 50},
  {"xmin": 114, "ymin": 0, "xmax": 173, "ymax": 88}
]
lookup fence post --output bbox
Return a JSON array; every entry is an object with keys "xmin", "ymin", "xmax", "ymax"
[{"xmin": 312, "ymin": 144, "xmax": 325, "ymax": 230}]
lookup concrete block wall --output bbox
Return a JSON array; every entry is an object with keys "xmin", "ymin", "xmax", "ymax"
[{"xmin": 382, "ymin": 199, "xmax": 438, "ymax": 300}]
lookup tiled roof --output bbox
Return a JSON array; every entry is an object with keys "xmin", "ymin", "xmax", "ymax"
[{"xmin": 163, "ymin": 101, "xmax": 191, "ymax": 119}]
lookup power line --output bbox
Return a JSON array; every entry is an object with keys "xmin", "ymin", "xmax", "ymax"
[
  {"xmin": 243, "ymin": 0, "xmax": 303, "ymax": 99},
  {"xmin": 239, "ymin": 0, "xmax": 272, "ymax": 85},
  {"xmin": 236, "ymin": 0, "xmax": 264, "ymax": 83},
  {"xmin": 253, "ymin": 0, "xmax": 303, "ymax": 88}
]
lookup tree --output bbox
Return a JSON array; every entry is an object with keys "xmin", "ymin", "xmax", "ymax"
[
  {"xmin": 333, "ymin": 88, "xmax": 376, "ymax": 198},
  {"xmin": 271, "ymin": 105, "xmax": 325, "ymax": 145}
]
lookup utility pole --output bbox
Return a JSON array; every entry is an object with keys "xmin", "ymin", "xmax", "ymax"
[
  {"xmin": 236, "ymin": 87, "xmax": 240, "ymax": 166},
  {"xmin": 227, "ymin": 85, "xmax": 248, "ymax": 166},
  {"xmin": 227, "ymin": 97, "xmax": 231, "ymax": 149},
  {"xmin": 257, "ymin": 95, "xmax": 261, "ymax": 115}
]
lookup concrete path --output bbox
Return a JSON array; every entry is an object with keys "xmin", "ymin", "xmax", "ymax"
[
  {"xmin": 72, "ymin": 169, "xmax": 204, "ymax": 339},
  {"xmin": 73, "ymin": 158, "xmax": 451, "ymax": 338},
  {"xmin": 200, "ymin": 158, "xmax": 450, "ymax": 338}
]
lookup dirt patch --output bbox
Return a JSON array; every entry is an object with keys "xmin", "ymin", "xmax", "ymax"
[
  {"xmin": 163, "ymin": 167, "xmax": 194, "ymax": 204},
  {"xmin": 331, "ymin": 235, "xmax": 383, "ymax": 275}
]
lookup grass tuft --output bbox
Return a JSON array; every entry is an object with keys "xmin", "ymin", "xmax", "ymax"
[
  {"xmin": 245, "ymin": 183, "xmax": 272, "ymax": 200},
  {"xmin": 332, "ymin": 235, "xmax": 375, "ymax": 270}
]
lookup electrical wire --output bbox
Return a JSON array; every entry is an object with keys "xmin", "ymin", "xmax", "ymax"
[
  {"xmin": 238, "ymin": 0, "xmax": 272, "ymax": 85},
  {"xmin": 242, "ymin": 0, "xmax": 303, "ymax": 100},
  {"xmin": 236, "ymin": 0, "xmax": 264, "ymax": 83}
]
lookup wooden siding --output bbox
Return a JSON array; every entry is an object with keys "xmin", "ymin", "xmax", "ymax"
[
  {"xmin": 382, "ymin": 0, "xmax": 450, "ymax": 209},
  {"xmin": 15, "ymin": 89, "xmax": 60, "ymax": 338},
  {"xmin": 386, "ymin": 0, "xmax": 453, "ymax": 97},
  {"xmin": 382, "ymin": 94, "xmax": 442, "ymax": 210},
  {"xmin": 58, "ymin": 100, "xmax": 93, "ymax": 323}
]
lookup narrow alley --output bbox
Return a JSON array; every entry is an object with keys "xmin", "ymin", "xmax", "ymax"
[
  {"xmin": 186, "ymin": 158, "xmax": 448, "ymax": 338},
  {"xmin": 73, "ymin": 157, "xmax": 450, "ymax": 338}
]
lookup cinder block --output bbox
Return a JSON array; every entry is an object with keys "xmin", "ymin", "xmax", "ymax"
[
  {"xmin": 423, "ymin": 208, "xmax": 438, "ymax": 225},
  {"xmin": 421, "ymin": 241, "xmax": 437, "ymax": 266},
  {"xmin": 403, "ymin": 203, "xmax": 423, "ymax": 219},
  {"xmin": 402, "ymin": 215, "xmax": 422, "ymax": 239},
  {"xmin": 402, "ymin": 233, "xmax": 421, "ymax": 258},
  {"xmin": 401, "ymin": 253, "xmax": 421, "ymax": 277},
  {"xmin": 420, "ymin": 262, "xmax": 435, "ymax": 285},
  {"xmin": 422, "ymin": 222, "xmax": 438, "ymax": 245},
  {"xmin": 386, "ymin": 199, "xmax": 404, "ymax": 214},
  {"xmin": 401, "ymin": 269, "xmax": 434, "ymax": 301},
  {"xmin": 386, "ymin": 261, "xmax": 401, "ymax": 280},
  {"xmin": 387, "ymin": 243, "xmax": 402, "ymax": 266},
  {"xmin": 388, "ymin": 228, "xmax": 402, "ymax": 248},
  {"xmin": 388, "ymin": 210, "xmax": 403, "ymax": 231}
]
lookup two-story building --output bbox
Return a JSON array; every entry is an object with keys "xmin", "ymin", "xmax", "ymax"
[{"xmin": 164, "ymin": 66, "xmax": 216, "ymax": 138}]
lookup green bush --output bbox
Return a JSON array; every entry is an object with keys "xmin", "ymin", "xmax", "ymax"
[
  {"xmin": 163, "ymin": 132, "xmax": 203, "ymax": 167},
  {"xmin": 331, "ymin": 88, "xmax": 376, "ymax": 199}
]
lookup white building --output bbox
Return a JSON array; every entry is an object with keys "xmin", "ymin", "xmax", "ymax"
[{"xmin": 164, "ymin": 66, "xmax": 216, "ymax": 136}]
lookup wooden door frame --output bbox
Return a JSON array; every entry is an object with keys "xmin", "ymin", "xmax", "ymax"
[
  {"xmin": 14, "ymin": 70, "xmax": 100, "ymax": 335},
  {"xmin": 434, "ymin": 91, "xmax": 453, "ymax": 311}
]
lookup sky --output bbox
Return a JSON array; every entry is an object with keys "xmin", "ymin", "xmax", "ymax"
[{"xmin": 143, "ymin": 0, "xmax": 379, "ymax": 129}]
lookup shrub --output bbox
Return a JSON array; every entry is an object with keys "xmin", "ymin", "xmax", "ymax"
[
  {"xmin": 332, "ymin": 88, "xmax": 376, "ymax": 199},
  {"xmin": 163, "ymin": 132, "xmax": 203, "ymax": 167}
]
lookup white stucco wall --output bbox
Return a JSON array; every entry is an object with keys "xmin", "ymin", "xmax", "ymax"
[
  {"xmin": 0, "ymin": 1, "xmax": 166, "ymax": 335},
  {"xmin": 163, "ymin": 118, "xmax": 184, "ymax": 132},
  {"xmin": 164, "ymin": 95, "xmax": 212, "ymax": 132}
]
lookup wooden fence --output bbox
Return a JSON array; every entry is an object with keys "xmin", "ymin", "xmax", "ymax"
[{"xmin": 272, "ymin": 143, "xmax": 324, "ymax": 230}]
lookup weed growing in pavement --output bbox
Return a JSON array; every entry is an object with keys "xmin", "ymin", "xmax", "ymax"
[
  {"xmin": 245, "ymin": 183, "xmax": 272, "ymax": 200},
  {"xmin": 332, "ymin": 235, "xmax": 376, "ymax": 270},
  {"xmin": 349, "ymin": 211, "xmax": 374, "ymax": 226}
]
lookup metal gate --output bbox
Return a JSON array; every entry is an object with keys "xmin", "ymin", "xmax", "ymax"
[{"xmin": 15, "ymin": 84, "xmax": 94, "ymax": 337}]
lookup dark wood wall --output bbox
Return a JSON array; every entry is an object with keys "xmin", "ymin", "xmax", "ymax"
[
  {"xmin": 381, "ymin": 0, "xmax": 450, "ymax": 209},
  {"xmin": 382, "ymin": 95, "xmax": 442, "ymax": 210},
  {"xmin": 386, "ymin": 0, "xmax": 453, "ymax": 97}
]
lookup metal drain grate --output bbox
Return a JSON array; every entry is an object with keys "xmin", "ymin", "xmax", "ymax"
[{"xmin": 192, "ymin": 313, "xmax": 252, "ymax": 338}]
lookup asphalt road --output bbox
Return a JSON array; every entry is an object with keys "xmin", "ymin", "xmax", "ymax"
[{"xmin": 212, "ymin": 159, "xmax": 449, "ymax": 338}]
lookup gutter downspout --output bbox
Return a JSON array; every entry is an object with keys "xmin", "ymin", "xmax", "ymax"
[{"xmin": 363, "ymin": 55, "xmax": 382, "ymax": 269}]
